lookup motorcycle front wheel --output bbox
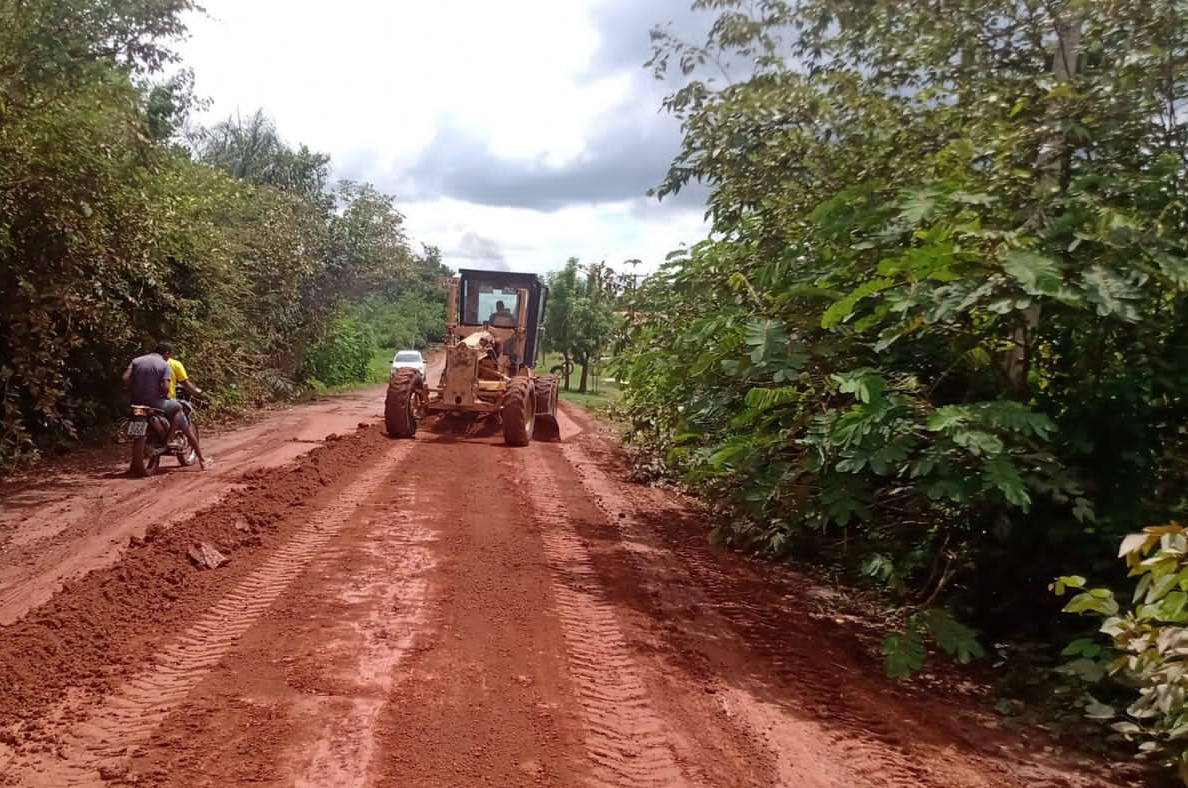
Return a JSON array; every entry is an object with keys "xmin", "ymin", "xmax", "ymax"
[{"xmin": 177, "ymin": 423, "xmax": 198, "ymax": 466}]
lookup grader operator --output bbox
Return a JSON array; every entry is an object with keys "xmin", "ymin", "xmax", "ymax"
[{"xmin": 383, "ymin": 269, "xmax": 560, "ymax": 445}]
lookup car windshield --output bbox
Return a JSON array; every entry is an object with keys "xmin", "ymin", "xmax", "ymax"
[{"xmin": 394, "ymin": 352, "xmax": 421, "ymax": 362}]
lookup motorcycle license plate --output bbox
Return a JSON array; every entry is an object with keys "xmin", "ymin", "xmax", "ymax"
[{"xmin": 127, "ymin": 420, "xmax": 148, "ymax": 437}]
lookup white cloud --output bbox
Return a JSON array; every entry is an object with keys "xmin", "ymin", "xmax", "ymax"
[
  {"xmin": 175, "ymin": 0, "xmax": 710, "ymax": 277},
  {"xmin": 402, "ymin": 197, "xmax": 706, "ymax": 277}
]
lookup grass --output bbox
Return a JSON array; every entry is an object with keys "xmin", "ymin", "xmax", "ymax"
[
  {"xmin": 367, "ymin": 346, "xmax": 397, "ymax": 384},
  {"xmin": 559, "ymin": 387, "xmax": 620, "ymax": 411},
  {"xmin": 539, "ymin": 352, "xmax": 623, "ymax": 412}
]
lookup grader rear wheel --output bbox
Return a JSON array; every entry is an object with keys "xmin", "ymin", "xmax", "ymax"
[
  {"xmin": 385, "ymin": 368, "xmax": 424, "ymax": 438},
  {"xmin": 533, "ymin": 374, "xmax": 560, "ymax": 442},
  {"xmin": 502, "ymin": 377, "xmax": 535, "ymax": 446}
]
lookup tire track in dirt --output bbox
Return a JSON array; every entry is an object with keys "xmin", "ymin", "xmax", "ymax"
[
  {"xmin": 556, "ymin": 423, "xmax": 1104, "ymax": 788},
  {"xmin": 524, "ymin": 445, "xmax": 692, "ymax": 788},
  {"xmin": 558, "ymin": 435, "xmax": 949, "ymax": 787},
  {"xmin": 555, "ymin": 439, "xmax": 926, "ymax": 784},
  {"xmin": 5, "ymin": 439, "xmax": 415, "ymax": 786},
  {"xmin": 291, "ymin": 476, "xmax": 435, "ymax": 788}
]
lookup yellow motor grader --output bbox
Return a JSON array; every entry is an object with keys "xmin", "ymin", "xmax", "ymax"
[{"xmin": 384, "ymin": 268, "xmax": 560, "ymax": 445}]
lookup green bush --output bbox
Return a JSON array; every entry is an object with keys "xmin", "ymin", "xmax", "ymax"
[
  {"xmin": 303, "ymin": 314, "xmax": 375, "ymax": 387},
  {"xmin": 352, "ymin": 291, "xmax": 445, "ymax": 350},
  {"xmin": 1056, "ymin": 524, "xmax": 1188, "ymax": 784}
]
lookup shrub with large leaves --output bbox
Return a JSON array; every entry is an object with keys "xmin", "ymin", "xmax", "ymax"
[{"xmin": 621, "ymin": 0, "xmax": 1188, "ymax": 665}]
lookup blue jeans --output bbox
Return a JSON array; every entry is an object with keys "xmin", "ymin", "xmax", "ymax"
[{"xmin": 161, "ymin": 398, "xmax": 189, "ymax": 427}]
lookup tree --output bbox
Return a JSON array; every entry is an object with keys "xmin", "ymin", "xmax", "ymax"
[
  {"xmin": 544, "ymin": 259, "xmax": 620, "ymax": 393},
  {"xmin": 196, "ymin": 109, "xmax": 332, "ymax": 205},
  {"xmin": 0, "ymin": 0, "xmax": 447, "ymax": 466},
  {"xmin": 0, "ymin": 0, "xmax": 200, "ymax": 462},
  {"xmin": 144, "ymin": 69, "xmax": 205, "ymax": 143},
  {"xmin": 545, "ymin": 258, "xmax": 581, "ymax": 390},
  {"xmin": 622, "ymin": 0, "xmax": 1188, "ymax": 663},
  {"xmin": 569, "ymin": 295, "xmax": 617, "ymax": 394}
]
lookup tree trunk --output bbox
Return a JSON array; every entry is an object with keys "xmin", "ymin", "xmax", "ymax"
[
  {"xmin": 562, "ymin": 351, "xmax": 571, "ymax": 391},
  {"xmin": 1002, "ymin": 10, "xmax": 1082, "ymax": 391},
  {"xmin": 578, "ymin": 355, "xmax": 589, "ymax": 393}
]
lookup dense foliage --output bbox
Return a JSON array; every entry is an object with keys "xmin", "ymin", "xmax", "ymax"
[
  {"xmin": 622, "ymin": 0, "xmax": 1188, "ymax": 669},
  {"xmin": 306, "ymin": 257, "xmax": 450, "ymax": 387},
  {"xmin": 0, "ymin": 0, "xmax": 444, "ymax": 466}
]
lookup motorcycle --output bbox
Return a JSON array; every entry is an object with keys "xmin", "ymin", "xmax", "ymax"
[{"xmin": 126, "ymin": 393, "xmax": 199, "ymax": 476}]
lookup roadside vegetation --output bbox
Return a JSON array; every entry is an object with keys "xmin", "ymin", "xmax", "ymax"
[
  {"xmin": 618, "ymin": 0, "xmax": 1188, "ymax": 777},
  {"xmin": 0, "ymin": 1, "xmax": 446, "ymax": 468},
  {"xmin": 304, "ymin": 282, "xmax": 447, "ymax": 390}
]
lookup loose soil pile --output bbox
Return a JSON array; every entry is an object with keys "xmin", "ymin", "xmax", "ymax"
[{"xmin": 0, "ymin": 424, "xmax": 384, "ymax": 735}]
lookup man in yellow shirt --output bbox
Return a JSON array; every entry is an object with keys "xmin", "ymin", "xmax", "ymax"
[
  {"xmin": 167, "ymin": 356, "xmax": 201, "ymax": 400},
  {"xmin": 161, "ymin": 348, "xmax": 212, "ymax": 470}
]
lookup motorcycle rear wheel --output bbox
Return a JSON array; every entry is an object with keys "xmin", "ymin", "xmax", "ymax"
[{"xmin": 130, "ymin": 435, "xmax": 155, "ymax": 477}]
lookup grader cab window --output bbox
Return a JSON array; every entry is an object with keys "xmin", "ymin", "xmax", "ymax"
[{"xmin": 461, "ymin": 279, "xmax": 520, "ymax": 327}]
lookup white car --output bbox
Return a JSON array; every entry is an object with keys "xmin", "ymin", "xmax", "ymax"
[{"xmin": 391, "ymin": 350, "xmax": 427, "ymax": 378}]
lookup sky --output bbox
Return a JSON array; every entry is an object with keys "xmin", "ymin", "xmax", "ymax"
[{"xmin": 174, "ymin": 0, "xmax": 712, "ymax": 277}]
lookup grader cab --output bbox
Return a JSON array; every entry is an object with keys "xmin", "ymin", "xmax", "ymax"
[{"xmin": 384, "ymin": 269, "xmax": 560, "ymax": 445}]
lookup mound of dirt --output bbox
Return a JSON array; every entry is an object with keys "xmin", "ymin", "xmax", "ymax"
[{"xmin": 0, "ymin": 423, "xmax": 388, "ymax": 732}]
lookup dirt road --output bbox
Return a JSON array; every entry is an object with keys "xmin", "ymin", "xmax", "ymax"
[{"xmin": 0, "ymin": 391, "xmax": 1137, "ymax": 786}]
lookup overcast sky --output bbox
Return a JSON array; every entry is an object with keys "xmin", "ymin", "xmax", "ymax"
[{"xmin": 175, "ymin": 0, "xmax": 711, "ymax": 276}]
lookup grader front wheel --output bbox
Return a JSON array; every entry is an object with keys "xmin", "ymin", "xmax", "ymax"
[
  {"xmin": 502, "ymin": 377, "xmax": 536, "ymax": 446},
  {"xmin": 385, "ymin": 368, "xmax": 424, "ymax": 438}
]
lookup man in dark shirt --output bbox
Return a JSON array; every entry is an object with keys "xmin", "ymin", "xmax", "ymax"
[
  {"xmin": 488, "ymin": 300, "xmax": 517, "ymax": 327},
  {"xmin": 123, "ymin": 342, "xmax": 213, "ymax": 470},
  {"xmin": 124, "ymin": 343, "xmax": 172, "ymax": 411}
]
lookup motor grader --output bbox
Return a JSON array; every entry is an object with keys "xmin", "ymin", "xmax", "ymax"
[{"xmin": 384, "ymin": 268, "xmax": 560, "ymax": 445}]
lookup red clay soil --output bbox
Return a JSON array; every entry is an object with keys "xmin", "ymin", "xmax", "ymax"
[
  {"xmin": 0, "ymin": 396, "xmax": 1158, "ymax": 786},
  {"xmin": 0, "ymin": 424, "xmax": 388, "ymax": 731}
]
